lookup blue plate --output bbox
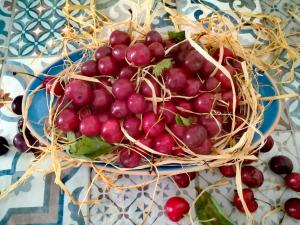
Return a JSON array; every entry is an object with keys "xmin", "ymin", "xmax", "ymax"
[{"xmin": 24, "ymin": 50, "xmax": 281, "ymax": 174}]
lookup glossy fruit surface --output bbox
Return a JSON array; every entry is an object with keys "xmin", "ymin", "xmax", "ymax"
[
  {"xmin": 285, "ymin": 198, "xmax": 300, "ymax": 220},
  {"xmin": 183, "ymin": 125, "xmax": 207, "ymax": 149},
  {"xmin": 95, "ymin": 46, "xmax": 112, "ymax": 60},
  {"xmin": 126, "ymin": 43, "xmax": 152, "ymax": 66},
  {"xmin": 112, "ymin": 78, "xmax": 134, "ymax": 100},
  {"xmin": 56, "ymin": 109, "xmax": 80, "ymax": 132},
  {"xmin": 285, "ymin": 173, "xmax": 300, "ymax": 192},
  {"xmin": 260, "ymin": 136, "xmax": 274, "ymax": 153},
  {"xmin": 127, "ymin": 93, "xmax": 146, "ymax": 114},
  {"xmin": 109, "ymin": 30, "xmax": 130, "ymax": 46},
  {"xmin": 101, "ymin": 119, "xmax": 124, "ymax": 144},
  {"xmin": 79, "ymin": 115, "xmax": 102, "ymax": 136},
  {"xmin": 219, "ymin": 165, "xmax": 236, "ymax": 177},
  {"xmin": 119, "ymin": 148, "xmax": 141, "ymax": 168},
  {"xmin": 154, "ymin": 133, "xmax": 175, "ymax": 155},
  {"xmin": 233, "ymin": 189, "xmax": 258, "ymax": 213},
  {"xmin": 269, "ymin": 155, "xmax": 293, "ymax": 174},
  {"xmin": 142, "ymin": 112, "xmax": 165, "ymax": 137},
  {"xmin": 165, "ymin": 196, "xmax": 190, "ymax": 222},
  {"xmin": 164, "ymin": 68, "xmax": 187, "ymax": 93},
  {"xmin": 11, "ymin": 95, "xmax": 23, "ymax": 115},
  {"xmin": 81, "ymin": 60, "xmax": 98, "ymax": 76},
  {"xmin": 241, "ymin": 166, "xmax": 264, "ymax": 188},
  {"xmin": 65, "ymin": 80, "xmax": 93, "ymax": 107},
  {"xmin": 0, "ymin": 136, "xmax": 9, "ymax": 155}
]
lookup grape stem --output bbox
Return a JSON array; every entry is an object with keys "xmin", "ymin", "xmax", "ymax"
[{"xmin": 12, "ymin": 71, "xmax": 43, "ymax": 81}]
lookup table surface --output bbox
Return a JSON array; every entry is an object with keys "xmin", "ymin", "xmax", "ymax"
[{"xmin": 0, "ymin": 0, "xmax": 299, "ymax": 225}]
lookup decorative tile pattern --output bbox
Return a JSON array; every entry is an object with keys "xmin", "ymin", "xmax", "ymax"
[{"xmin": 0, "ymin": 0, "xmax": 13, "ymax": 58}]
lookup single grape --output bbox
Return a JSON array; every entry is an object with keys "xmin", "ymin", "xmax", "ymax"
[
  {"xmin": 165, "ymin": 196, "xmax": 190, "ymax": 222},
  {"xmin": 124, "ymin": 117, "xmax": 142, "ymax": 139},
  {"xmin": 194, "ymin": 93, "xmax": 214, "ymax": 113},
  {"xmin": 199, "ymin": 115, "xmax": 222, "ymax": 137},
  {"xmin": 148, "ymin": 42, "xmax": 165, "ymax": 60},
  {"xmin": 177, "ymin": 100, "xmax": 193, "ymax": 117},
  {"xmin": 13, "ymin": 132, "xmax": 30, "ymax": 152},
  {"xmin": 126, "ymin": 43, "xmax": 152, "ymax": 66},
  {"xmin": 112, "ymin": 78, "xmax": 134, "ymax": 100},
  {"xmin": 127, "ymin": 93, "xmax": 146, "ymax": 114},
  {"xmin": 154, "ymin": 133, "xmax": 175, "ymax": 155},
  {"xmin": 11, "ymin": 95, "xmax": 23, "ymax": 115},
  {"xmin": 285, "ymin": 173, "xmax": 300, "ymax": 192},
  {"xmin": 65, "ymin": 80, "xmax": 93, "ymax": 107},
  {"xmin": 78, "ymin": 107, "xmax": 92, "ymax": 120},
  {"xmin": 109, "ymin": 30, "xmax": 131, "ymax": 46},
  {"xmin": 241, "ymin": 166, "xmax": 264, "ymax": 188},
  {"xmin": 79, "ymin": 115, "xmax": 102, "ymax": 136},
  {"xmin": 98, "ymin": 56, "xmax": 119, "ymax": 75},
  {"xmin": 200, "ymin": 59, "xmax": 215, "ymax": 79},
  {"xmin": 164, "ymin": 68, "xmax": 187, "ymax": 93},
  {"xmin": 184, "ymin": 50, "xmax": 205, "ymax": 74},
  {"xmin": 183, "ymin": 125, "xmax": 207, "ymax": 149},
  {"xmin": 137, "ymin": 136, "xmax": 153, "ymax": 149},
  {"xmin": 95, "ymin": 45, "xmax": 112, "ymax": 60},
  {"xmin": 212, "ymin": 47, "xmax": 235, "ymax": 62},
  {"xmin": 284, "ymin": 198, "xmax": 300, "ymax": 220},
  {"xmin": 204, "ymin": 77, "xmax": 221, "ymax": 93},
  {"xmin": 119, "ymin": 148, "xmax": 141, "ymax": 168},
  {"xmin": 184, "ymin": 78, "xmax": 201, "ymax": 97},
  {"xmin": 158, "ymin": 101, "xmax": 177, "ymax": 124},
  {"xmin": 269, "ymin": 155, "xmax": 293, "ymax": 174},
  {"xmin": 233, "ymin": 189, "xmax": 258, "ymax": 213},
  {"xmin": 119, "ymin": 66, "xmax": 137, "ymax": 79},
  {"xmin": 145, "ymin": 30, "xmax": 163, "ymax": 44},
  {"xmin": 112, "ymin": 44, "xmax": 127, "ymax": 64},
  {"xmin": 81, "ymin": 60, "xmax": 98, "ymax": 77},
  {"xmin": 56, "ymin": 109, "xmax": 80, "ymax": 132},
  {"xmin": 101, "ymin": 118, "xmax": 124, "ymax": 144},
  {"xmin": 91, "ymin": 88, "xmax": 113, "ymax": 112},
  {"xmin": 214, "ymin": 65, "xmax": 235, "ymax": 90},
  {"xmin": 170, "ymin": 123, "xmax": 186, "ymax": 139},
  {"xmin": 97, "ymin": 112, "xmax": 110, "ymax": 124},
  {"xmin": 140, "ymin": 77, "xmax": 160, "ymax": 97},
  {"xmin": 192, "ymin": 138, "xmax": 212, "ymax": 155},
  {"xmin": 173, "ymin": 173, "xmax": 191, "ymax": 188},
  {"xmin": 142, "ymin": 112, "xmax": 165, "ymax": 137},
  {"xmin": 260, "ymin": 136, "xmax": 274, "ymax": 153},
  {"xmin": 43, "ymin": 77, "xmax": 64, "ymax": 96},
  {"xmin": 221, "ymin": 91, "xmax": 239, "ymax": 112},
  {"xmin": 110, "ymin": 100, "xmax": 130, "ymax": 119},
  {"xmin": 219, "ymin": 165, "xmax": 236, "ymax": 177},
  {"xmin": 0, "ymin": 136, "xmax": 9, "ymax": 155}
]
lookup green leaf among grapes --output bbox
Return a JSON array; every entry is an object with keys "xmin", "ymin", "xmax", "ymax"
[
  {"xmin": 66, "ymin": 133, "xmax": 112, "ymax": 159},
  {"xmin": 168, "ymin": 31, "xmax": 185, "ymax": 42},
  {"xmin": 175, "ymin": 114, "xmax": 193, "ymax": 126},
  {"xmin": 195, "ymin": 188, "xmax": 234, "ymax": 225},
  {"xmin": 153, "ymin": 58, "xmax": 172, "ymax": 76}
]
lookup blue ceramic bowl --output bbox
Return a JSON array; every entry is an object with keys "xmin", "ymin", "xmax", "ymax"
[{"xmin": 24, "ymin": 50, "xmax": 281, "ymax": 174}]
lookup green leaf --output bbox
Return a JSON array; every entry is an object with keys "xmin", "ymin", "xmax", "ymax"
[
  {"xmin": 153, "ymin": 58, "xmax": 172, "ymax": 76},
  {"xmin": 67, "ymin": 135, "xmax": 112, "ymax": 159},
  {"xmin": 168, "ymin": 31, "xmax": 185, "ymax": 42},
  {"xmin": 195, "ymin": 188, "xmax": 234, "ymax": 225},
  {"xmin": 175, "ymin": 114, "xmax": 193, "ymax": 126}
]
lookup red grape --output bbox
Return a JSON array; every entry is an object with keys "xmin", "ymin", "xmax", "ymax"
[
  {"xmin": 110, "ymin": 100, "xmax": 130, "ymax": 119},
  {"xmin": 204, "ymin": 77, "xmax": 221, "ymax": 93},
  {"xmin": 165, "ymin": 196, "xmax": 190, "ymax": 222},
  {"xmin": 112, "ymin": 78, "xmax": 134, "ymax": 100},
  {"xmin": 184, "ymin": 50, "xmax": 204, "ymax": 73},
  {"xmin": 109, "ymin": 30, "xmax": 130, "ymax": 46},
  {"xmin": 221, "ymin": 91, "xmax": 239, "ymax": 112},
  {"xmin": 91, "ymin": 88, "xmax": 113, "ymax": 112},
  {"xmin": 233, "ymin": 189, "xmax": 258, "ymax": 213},
  {"xmin": 65, "ymin": 80, "xmax": 93, "ymax": 107},
  {"xmin": 285, "ymin": 173, "xmax": 300, "ymax": 192},
  {"xmin": 177, "ymin": 100, "xmax": 193, "ymax": 117},
  {"xmin": 154, "ymin": 133, "xmax": 175, "ymax": 155},
  {"xmin": 219, "ymin": 165, "xmax": 236, "ymax": 177},
  {"xmin": 285, "ymin": 198, "xmax": 300, "ymax": 220},
  {"xmin": 126, "ymin": 43, "xmax": 152, "ymax": 66},
  {"xmin": 194, "ymin": 93, "xmax": 214, "ymax": 113},
  {"xmin": 183, "ymin": 125, "xmax": 207, "ymax": 149},
  {"xmin": 98, "ymin": 56, "xmax": 119, "ymax": 75},
  {"xmin": 199, "ymin": 115, "xmax": 222, "ymax": 137},
  {"xmin": 79, "ymin": 115, "xmax": 102, "ymax": 136},
  {"xmin": 184, "ymin": 78, "xmax": 201, "ymax": 96},
  {"xmin": 112, "ymin": 44, "xmax": 127, "ymax": 64},
  {"xmin": 145, "ymin": 30, "xmax": 163, "ymax": 44},
  {"xmin": 119, "ymin": 66, "xmax": 137, "ymax": 79},
  {"xmin": 260, "ymin": 136, "xmax": 274, "ymax": 153},
  {"xmin": 124, "ymin": 117, "xmax": 141, "ymax": 139},
  {"xmin": 164, "ymin": 68, "xmax": 187, "ymax": 93},
  {"xmin": 140, "ymin": 77, "xmax": 160, "ymax": 97},
  {"xmin": 119, "ymin": 148, "xmax": 141, "ymax": 168},
  {"xmin": 81, "ymin": 60, "xmax": 98, "ymax": 77},
  {"xmin": 164, "ymin": 40, "xmax": 176, "ymax": 50},
  {"xmin": 214, "ymin": 65, "xmax": 235, "ymax": 90},
  {"xmin": 148, "ymin": 42, "xmax": 165, "ymax": 60},
  {"xmin": 95, "ymin": 45, "xmax": 112, "ymax": 60},
  {"xmin": 170, "ymin": 123, "xmax": 186, "ymax": 139},
  {"xmin": 13, "ymin": 132, "xmax": 31, "ymax": 152},
  {"xmin": 200, "ymin": 59, "xmax": 215, "ymax": 79},
  {"xmin": 101, "ymin": 118, "xmax": 124, "ymax": 143},
  {"xmin": 78, "ymin": 107, "xmax": 92, "ymax": 120},
  {"xmin": 43, "ymin": 77, "xmax": 64, "ymax": 96},
  {"xmin": 144, "ymin": 101, "xmax": 153, "ymax": 113},
  {"xmin": 158, "ymin": 101, "xmax": 177, "ymax": 124},
  {"xmin": 97, "ymin": 112, "xmax": 110, "ymax": 124},
  {"xmin": 173, "ymin": 173, "xmax": 192, "ymax": 188},
  {"xmin": 0, "ymin": 136, "xmax": 9, "ymax": 155},
  {"xmin": 56, "ymin": 109, "xmax": 80, "ymax": 132},
  {"xmin": 137, "ymin": 136, "xmax": 153, "ymax": 148},
  {"xmin": 241, "ymin": 166, "xmax": 264, "ymax": 188},
  {"xmin": 127, "ymin": 93, "xmax": 146, "ymax": 114},
  {"xmin": 192, "ymin": 138, "xmax": 212, "ymax": 155},
  {"xmin": 142, "ymin": 112, "xmax": 165, "ymax": 137},
  {"xmin": 269, "ymin": 155, "xmax": 293, "ymax": 174},
  {"xmin": 212, "ymin": 47, "xmax": 235, "ymax": 62}
]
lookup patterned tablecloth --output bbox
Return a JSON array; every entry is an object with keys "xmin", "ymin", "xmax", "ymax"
[{"xmin": 0, "ymin": 0, "xmax": 299, "ymax": 225}]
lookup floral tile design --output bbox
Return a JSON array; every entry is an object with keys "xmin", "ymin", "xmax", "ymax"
[{"xmin": 0, "ymin": 0, "xmax": 13, "ymax": 58}]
